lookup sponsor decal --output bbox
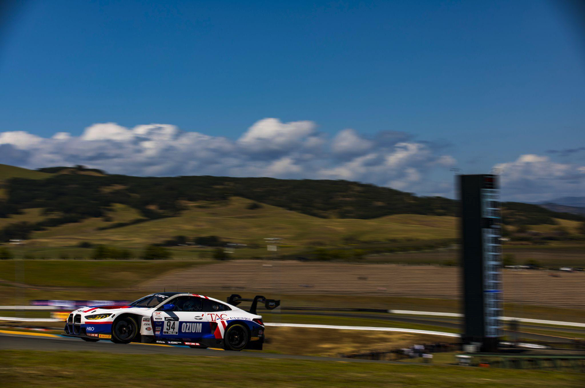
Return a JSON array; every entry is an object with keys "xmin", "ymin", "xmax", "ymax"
[
  {"xmin": 184, "ymin": 342, "xmax": 200, "ymax": 346},
  {"xmin": 98, "ymin": 334, "xmax": 111, "ymax": 339},
  {"xmin": 156, "ymin": 340, "xmax": 166, "ymax": 344},
  {"xmin": 194, "ymin": 314, "xmax": 204, "ymax": 321},
  {"xmin": 86, "ymin": 326, "xmax": 95, "ymax": 332},
  {"xmin": 213, "ymin": 320, "xmax": 228, "ymax": 340},
  {"xmin": 163, "ymin": 320, "xmax": 179, "ymax": 335},
  {"xmin": 141, "ymin": 317, "xmax": 152, "ymax": 334},
  {"xmin": 168, "ymin": 341, "xmax": 182, "ymax": 345},
  {"xmin": 207, "ymin": 313, "xmax": 227, "ymax": 322},
  {"xmin": 181, "ymin": 323, "xmax": 202, "ymax": 333},
  {"xmin": 154, "ymin": 317, "xmax": 163, "ymax": 321},
  {"xmin": 87, "ymin": 333, "xmax": 98, "ymax": 337}
]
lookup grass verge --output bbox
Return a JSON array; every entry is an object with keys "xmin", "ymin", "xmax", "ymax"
[
  {"xmin": 0, "ymin": 260, "xmax": 201, "ymax": 287},
  {"xmin": 2, "ymin": 350, "xmax": 584, "ymax": 388}
]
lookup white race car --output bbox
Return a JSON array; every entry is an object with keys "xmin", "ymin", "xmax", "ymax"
[{"xmin": 64, "ymin": 293, "xmax": 279, "ymax": 351}]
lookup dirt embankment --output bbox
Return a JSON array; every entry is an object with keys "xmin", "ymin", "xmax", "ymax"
[{"xmin": 140, "ymin": 260, "xmax": 585, "ymax": 309}]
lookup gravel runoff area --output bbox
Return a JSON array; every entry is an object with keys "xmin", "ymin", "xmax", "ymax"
[{"xmin": 140, "ymin": 261, "xmax": 585, "ymax": 309}]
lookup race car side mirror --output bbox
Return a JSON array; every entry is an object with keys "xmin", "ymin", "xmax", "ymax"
[{"xmin": 162, "ymin": 304, "xmax": 175, "ymax": 311}]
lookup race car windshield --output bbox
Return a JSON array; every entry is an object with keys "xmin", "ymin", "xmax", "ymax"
[{"xmin": 130, "ymin": 294, "xmax": 169, "ymax": 307}]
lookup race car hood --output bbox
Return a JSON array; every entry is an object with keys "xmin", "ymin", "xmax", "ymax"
[{"xmin": 73, "ymin": 305, "xmax": 148, "ymax": 316}]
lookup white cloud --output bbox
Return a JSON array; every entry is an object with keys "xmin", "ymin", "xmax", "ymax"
[
  {"xmin": 494, "ymin": 154, "xmax": 585, "ymax": 202},
  {"xmin": 82, "ymin": 123, "xmax": 134, "ymax": 142},
  {"xmin": 264, "ymin": 157, "xmax": 303, "ymax": 176},
  {"xmin": 0, "ymin": 119, "xmax": 457, "ymax": 195},
  {"xmin": 436, "ymin": 155, "xmax": 456, "ymax": 167},
  {"xmin": 238, "ymin": 118, "xmax": 317, "ymax": 153},
  {"xmin": 133, "ymin": 124, "xmax": 181, "ymax": 141},
  {"xmin": 0, "ymin": 131, "xmax": 43, "ymax": 149},
  {"xmin": 331, "ymin": 129, "xmax": 373, "ymax": 155},
  {"xmin": 388, "ymin": 167, "xmax": 421, "ymax": 191},
  {"xmin": 52, "ymin": 132, "xmax": 71, "ymax": 140}
]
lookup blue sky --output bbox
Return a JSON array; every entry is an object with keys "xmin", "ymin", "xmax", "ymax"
[{"xmin": 0, "ymin": 0, "xmax": 584, "ymax": 201}]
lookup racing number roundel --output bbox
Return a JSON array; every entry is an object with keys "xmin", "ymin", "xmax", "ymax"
[{"xmin": 163, "ymin": 320, "xmax": 178, "ymax": 335}]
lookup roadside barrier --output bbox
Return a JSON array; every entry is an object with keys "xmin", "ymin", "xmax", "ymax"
[
  {"xmin": 1, "ymin": 305, "xmax": 585, "ymax": 329},
  {"xmin": 264, "ymin": 322, "xmax": 459, "ymax": 337}
]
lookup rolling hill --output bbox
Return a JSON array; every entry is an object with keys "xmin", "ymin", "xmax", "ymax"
[
  {"xmin": 0, "ymin": 164, "xmax": 583, "ymax": 246},
  {"xmin": 0, "ymin": 164, "xmax": 52, "ymax": 182}
]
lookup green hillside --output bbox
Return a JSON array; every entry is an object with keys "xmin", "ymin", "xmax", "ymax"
[
  {"xmin": 0, "ymin": 164, "xmax": 583, "ymax": 247},
  {"xmin": 0, "ymin": 164, "xmax": 52, "ymax": 182},
  {"xmin": 0, "ymin": 164, "xmax": 52, "ymax": 200},
  {"xmin": 30, "ymin": 196, "xmax": 457, "ymax": 247}
]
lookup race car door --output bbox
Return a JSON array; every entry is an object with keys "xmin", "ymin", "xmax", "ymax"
[{"xmin": 153, "ymin": 296, "xmax": 208, "ymax": 341}]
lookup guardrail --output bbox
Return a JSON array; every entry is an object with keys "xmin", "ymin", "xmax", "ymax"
[
  {"xmin": 0, "ymin": 306, "xmax": 58, "ymax": 311},
  {"xmin": 265, "ymin": 323, "xmax": 459, "ymax": 337},
  {"xmin": 1, "ymin": 306, "xmax": 585, "ymax": 329},
  {"xmin": 271, "ymin": 307, "xmax": 585, "ymax": 329}
]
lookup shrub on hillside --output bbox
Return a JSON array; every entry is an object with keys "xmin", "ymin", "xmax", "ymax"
[
  {"xmin": 159, "ymin": 235, "xmax": 188, "ymax": 246},
  {"xmin": 212, "ymin": 248, "xmax": 229, "ymax": 260},
  {"xmin": 246, "ymin": 202, "xmax": 263, "ymax": 210},
  {"xmin": 0, "ymin": 247, "xmax": 14, "ymax": 260},
  {"xmin": 194, "ymin": 236, "xmax": 223, "ymax": 247},
  {"xmin": 142, "ymin": 245, "xmax": 171, "ymax": 260},
  {"xmin": 525, "ymin": 259, "xmax": 541, "ymax": 269},
  {"xmin": 92, "ymin": 245, "xmax": 132, "ymax": 260},
  {"xmin": 503, "ymin": 254, "xmax": 516, "ymax": 267}
]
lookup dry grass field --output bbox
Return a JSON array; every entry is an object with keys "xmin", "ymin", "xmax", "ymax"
[
  {"xmin": 141, "ymin": 260, "xmax": 585, "ymax": 309},
  {"xmin": 24, "ymin": 197, "xmax": 457, "ymax": 247},
  {"xmin": 263, "ymin": 327, "xmax": 457, "ymax": 356}
]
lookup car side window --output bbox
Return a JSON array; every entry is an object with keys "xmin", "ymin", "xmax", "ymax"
[
  {"xmin": 168, "ymin": 296, "xmax": 203, "ymax": 312},
  {"xmin": 201, "ymin": 299, "xmax": 230, "ymax": 312}
]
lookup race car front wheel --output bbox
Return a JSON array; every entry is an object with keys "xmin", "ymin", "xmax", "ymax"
[
  {"xmin": 111, "ymin": 316, "xmax": 138, "ymax": 344},
  {"xmin": 223, "ymin": 323, "xmax": 249, "ymax": 351}
]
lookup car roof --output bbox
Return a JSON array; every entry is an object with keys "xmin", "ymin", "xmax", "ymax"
[{"xmin": 154, "ymin": 292, "xmax": 188, "ymax": 296}]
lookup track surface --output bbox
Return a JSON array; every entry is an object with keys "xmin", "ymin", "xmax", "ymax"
[{"xmin": 0, "ymin": 332, "xmax": 398, "ymax": 364}]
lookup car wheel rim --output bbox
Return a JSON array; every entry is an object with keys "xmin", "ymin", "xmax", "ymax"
[
  {"xmin": 115, "ymin": 320, "xmax": 134, "ymax": 340},
  {"xmin": 228, "ymin": 327, "xmax": 245, "ymax": 348}
]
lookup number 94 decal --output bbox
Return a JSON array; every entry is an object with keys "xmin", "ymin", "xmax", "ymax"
[{"xmin": 163, "ymin": 320, "xmax": 178, "ymax": 335}]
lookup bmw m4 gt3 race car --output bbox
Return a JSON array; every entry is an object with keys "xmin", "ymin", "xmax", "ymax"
[{"xmin": 63, "ymin": 293, "xmax": 279, "ymax": 351}]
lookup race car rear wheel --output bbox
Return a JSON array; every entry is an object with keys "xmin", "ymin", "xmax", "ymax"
[
  {"xmin": 111, "ymin": 316, "xmax": 138, "ymax": 344},
  {"xmin": 223, "ymin": 323, "xmax": 249, "ymax": 351}
]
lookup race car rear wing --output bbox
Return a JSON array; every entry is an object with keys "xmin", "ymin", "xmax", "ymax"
[{"xmin": 227, "ymin": 294, "xmax": 280, "ymax": 314}]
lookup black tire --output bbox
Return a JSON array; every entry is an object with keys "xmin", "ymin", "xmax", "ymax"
[
  {"xmin": 223, "ymin": 323, "xmax": 249, "ymax": 351},
  {"xmin": 81, "ymin": 338, "xmax": 99, "ymax": 342},
  {"xmin": 111, "ymin": 316, "xmax": 138, "ymax": 344}
]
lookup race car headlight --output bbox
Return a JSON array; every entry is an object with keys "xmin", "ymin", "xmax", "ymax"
[{"xmin": 85, "ymin": 314, "xmax": 112, "ymax": 320}]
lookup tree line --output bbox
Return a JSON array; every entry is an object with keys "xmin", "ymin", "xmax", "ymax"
[{"xmin": 1, "ymin": 169, "xmax": 584, "ymax": 242}]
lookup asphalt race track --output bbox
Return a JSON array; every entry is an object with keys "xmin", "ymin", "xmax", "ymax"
[{"xmin": 0, "ymin": 331, "xmax": 397, "ymax": 364}]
